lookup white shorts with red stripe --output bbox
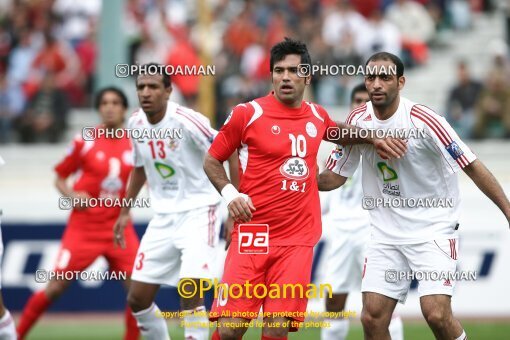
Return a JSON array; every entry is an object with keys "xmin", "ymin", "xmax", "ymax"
[
  {"xmin": 131, "ymin": 204, "xmax": 221, "ymax": 286},
  {"xmin": 361, "ymin": 237, "xmax": 458, "ymax": 303}
]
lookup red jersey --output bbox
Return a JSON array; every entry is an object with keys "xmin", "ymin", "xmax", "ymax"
[
  {"xmin": 209, "ymin": 93, "xmax": 337, "ymax": 246},
  {"xmin": 54, "ymin": 126, "xmax": 134, "ymax": 227}
]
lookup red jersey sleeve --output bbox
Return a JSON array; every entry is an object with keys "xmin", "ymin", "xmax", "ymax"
[
  {"xmin": 54, "ymin": 135, "xmax": 85, "ymax": 178},
  {"xmin": 317, "ymin": 104, "xmax": 337, "ymax": 140},
  {"xmin": 209, "ymin": 104, "xmax": 250, "ymax": 162}
]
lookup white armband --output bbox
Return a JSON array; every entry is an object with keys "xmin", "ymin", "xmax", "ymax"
[{"xmin": 221, "ymin": 183, "xmax": 249, "ymax": 205}]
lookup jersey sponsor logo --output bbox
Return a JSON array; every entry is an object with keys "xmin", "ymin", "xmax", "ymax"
[
  {"xmin": 271, "ymin": 125, "xmax": 281, "ymax": 135},
  {"xmin": 238, "ymin": 224, "xmax": 269, "ymax": 254},
  {"xmin": 377, "ymin": 162, "xmax": 398, "ymax": 182},
  {"xmin": 154, "ymin": 162, "xmax": 176, "ymax": 179},
  {"xmin": 306, "ymin": 122, "xmax": 317, "ymax": 138},
  {"xmin": 445, "ymin": 141, "xmax": 464, "ymax": 160},
  {"xmin": 279, "ymin": 157, "xmax": 309, "ymax": 180}
]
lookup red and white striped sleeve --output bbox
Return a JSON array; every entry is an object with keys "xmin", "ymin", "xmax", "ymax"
[
  {"xmin": 175, "ymin": 106, "xmax": 218, "ymax": 153},
  {"xmin": 410, "ymin": 104, "xmax": 476, "ymax": 174},
  {"xmin": 326, "ymin": 144, "xmax": 361, "ymax": 177}
]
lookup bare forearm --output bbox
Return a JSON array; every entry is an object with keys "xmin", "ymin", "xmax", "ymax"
[
  {"xmin": 204, "ymin": 153, "xmax": 231, "ymax": 193},
  {"xmin": 55, "ymin": 177, "xmax": 75, "ymax": 197},
  {"xmin": 318, "ymin": 170, "xmax": 347, "ymax": 191},
  {"xmin": 464, "ymin": 160, "xmax": 510, "ymax": 220},
  {"xmin": 329, "ymin": 122, "xmax": 374, "ymax": 145},
  {"xmin": 120, "ymin": 167, "xmax": 146, "ymax": 215},
  {"xmin": 227, "ymin": 152, "xmax": 240, "ymax": 189}
]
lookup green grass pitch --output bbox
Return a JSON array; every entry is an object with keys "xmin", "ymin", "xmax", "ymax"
[{"xmin": 24, "ymin": 318, "xmax": 510, "ymax": 339}]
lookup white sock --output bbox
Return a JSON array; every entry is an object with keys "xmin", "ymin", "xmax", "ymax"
[
  {"xmin": 388, "ymin": 314, "xmax": 404, "ymax": 340},
  {"xmin": 0, "ymin": 310, "xmax": 16, "ymax": 340},
  {"xmin": 132, "ymin": 303, "xmax": 170, "ymax": 340},
  {"xmin": 321, "ymin": 319, "xmax": 349, "ymax": 340},
  {"xmin": 455, "ymin": 330, "xmax": 467, "ymax": 340},
  {"xmin": 183, "ymin": 306, "xmax": 209, "ymax": 340}
]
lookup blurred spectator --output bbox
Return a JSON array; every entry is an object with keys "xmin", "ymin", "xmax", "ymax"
[
  {"xmin": 355, "ymin": 9, "xmax": 401, "ymax": 62},
  {"xmin": 135, "ymin": 28, "xmax": 168, "ymax": 65},
  {"xmin": 16, "ymin": 72, "xmax": 69, "ymax": 143},
  {"xmin": 25, "ymin": 31, "xmax": 82, "ymax": 105},
  {"xmin": 223, "ymin": 2, "xmax": 260, "ymax": 58},
  {"xmin": 472, "ymin": 49, "xmax": 510, "ymax": 138},
  {"xmin": 75, "ymin": 24, "xmax": 96, "ymax": 106},
  {"xmin": 52, "ymin": 0, "xmax": 101, "ymax": 47},
  {"xmin": 386, "ymin": 0, "xmax": 435, "ymax": 66},
  {"xmin": 0, "ymin": 24, "xmax": 11, "ymax": 72},
  {"xmin": 7, "ymin": 28, "xmax": 37, "ymax": 86},
  {"xmin": 446, "ymin": 61, "xmax": 483, "ymax": 139},
  {"xmin": 165, "ymin": 26, "xmax": 202, "ymax": 108},
  {"xmin": 0, "ymin": 71, "xmax": 24, "ymax": 143}
]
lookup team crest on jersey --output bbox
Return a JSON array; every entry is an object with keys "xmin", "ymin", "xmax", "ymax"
[
  {"xmin": 168, "ymin": 138, "xmax": 179, "ymax": 151},
  {"xmin": 445, "ymin": 141, "xmax": 464, "ymax": 160},
  {"xmin": 306, "ymin": 122, "xmax": 317, "ymax": 138},
  {"xmin": 271, "ymin": 125, "xmax": 281, "ymax": 135},
  {"xmin": 280, "ymin": 157, "xmax": 309, "ymax": 180}
]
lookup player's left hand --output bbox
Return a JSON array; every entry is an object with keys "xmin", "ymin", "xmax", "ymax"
[
  {"xmin": 223, "ymin": 216, "xmax": 234, "ymax": 250},
  {"xmin": 374, "ymin": 137, "xmax": 407, "ymax": 159},
  {"xmin": 113, "ymin": 214, "xmax": 129, "ymax": 249}
]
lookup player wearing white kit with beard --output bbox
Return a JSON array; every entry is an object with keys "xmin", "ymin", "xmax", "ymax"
[
  {"xmin": 319, "ymin": 53, "xmax": 510, "ymax": 340},
  {"xmin": 0, "ymin": 156, "xmax": 17, "ymax": 340},
  {"xmin": 114, "ymin": 65, "xmax": 234, "ymax": 340},
  {"xmin": 320, "ymin": 85, "xmax": 403, "ymax": 340}
]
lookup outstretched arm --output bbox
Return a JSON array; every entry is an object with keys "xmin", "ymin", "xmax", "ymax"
[
  {"xmin": 326, "ymin": 121, "xmax": 408, "ymax": 160},
  {"xmin": 463, "ymin": 159, "xmax": 510, "ymax": 227},
  {"xmin": 318, "ymin": 169, "xmax": 348, "ymax": 191}
]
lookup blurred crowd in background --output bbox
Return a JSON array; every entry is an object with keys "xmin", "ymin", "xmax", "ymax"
[{"xmin": 0, "ymin": 0, "xmax": 508, "ymax": 143}]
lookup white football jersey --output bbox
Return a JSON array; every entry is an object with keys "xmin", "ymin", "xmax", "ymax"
[
  {"xmin": 330, "ymin": 97, "xmax": 476, "ymax": 244},
  {"xmin": 128, "ymin": 101, "xmax": 220, "ymax": 213},
  {"xmin": 322, "ymin": 156, "xmax": 369, "ymax": 231}
]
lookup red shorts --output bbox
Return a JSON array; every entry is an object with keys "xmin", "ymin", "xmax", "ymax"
[
  {"xmin": 210, "ymin": 244, "xmax": 314, "ymax": 332},
  {"xmin": 54, "ymin": 220, "xmax": 139, "ymax": 276}
]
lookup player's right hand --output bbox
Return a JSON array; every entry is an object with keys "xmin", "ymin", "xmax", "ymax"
[
  {"xmin": 374, "ymin": 137, "xmax": 407, "ymax": 159},
  {"xmin": 72, "ymin": 191, "xmax": 91, "ymax": 211},
  {"xmin": 228, "ymin": 195, "xmax": 256, "ymax": 223},
  {"xmin": 113, "ymin": 214, "xmax": 129, "ymax": 249}
]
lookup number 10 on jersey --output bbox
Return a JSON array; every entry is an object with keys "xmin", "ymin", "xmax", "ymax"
[{"xmin": 281, "ymin": 134, "xmax": 307, "ymax": 193}]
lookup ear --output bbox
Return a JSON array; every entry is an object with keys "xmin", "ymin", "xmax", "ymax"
[
  {"xmin": 305, "ymin": 76, "xmax": 311, "ymax": 85},
  {"xmin": 398, "ymin": 76, "xmax": 405, "ymax": 91}
]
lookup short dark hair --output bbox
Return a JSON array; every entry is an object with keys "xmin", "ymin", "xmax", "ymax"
[
  {"xmin": 136, "ymin": 62, "xmax": 172, "ymax": 88},
  {"xmin": 365, "ymin": 52, "xmax": 404, "ymax": 78},
  {"xmin": 95, "ymin": 86, "xmax": 129, "ymax": 110},
  {"xmin": 270, "ymin": 37, "xmax": 311, "ymax": 72},
  {"xmin": 350, "ymin": 83, "xmax": 368, "ymax": 102}
]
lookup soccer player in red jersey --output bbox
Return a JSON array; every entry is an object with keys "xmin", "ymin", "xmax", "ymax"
[
  {"xmin": 17, "ymin": 87, "xmax": 141, "ymax": 340},
  {"xmin": 203, "ymin": 38, "xmax": 407, "ymax": 340}
]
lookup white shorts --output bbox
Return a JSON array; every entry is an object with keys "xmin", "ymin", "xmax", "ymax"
[
  {"xmin": 361, "ymin": 238, "xmax": 459, "ymax": 303},
  {"xmin": 131, "ymin": 204, "xmax": 221, "ymax": 286},
  {"xmin": 324, "ymin": 225, "xmax": 370, "ymax": 293}
]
